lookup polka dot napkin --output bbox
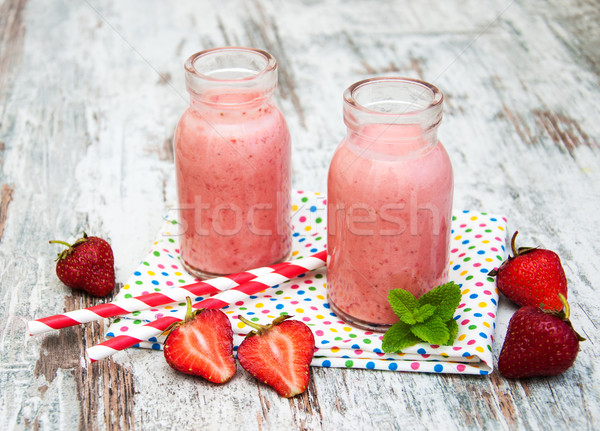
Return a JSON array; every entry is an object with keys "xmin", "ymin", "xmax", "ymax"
[{"xmin": 105, "ymin": 190, "xmax": 507, "ymax": 375}]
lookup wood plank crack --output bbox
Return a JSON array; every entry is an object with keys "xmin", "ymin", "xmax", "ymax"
[
  {"xmin": 0, "ymin": 0, "xmax": 27, "ymax": 92},
  {"xmin": 288, "ymin": 370, "xmax": 323, "ymax": 430},
  {"xmin": 500, "ymin": 104, "xmax": 596, "ymax": 159},
  {"xmin": 33, "ymin": 288, "xmax": 135, "ymax": 431},
  {"xmin": 0, "ymin": 183, "xmax": 14, "ymax": 241},
  {"xmin": 532, "ymin": 109, "xmax": 595, "ymax": 158},
  {"xmin": 245, "ymin": 0, "xmax": 307, "ymax": 128}
]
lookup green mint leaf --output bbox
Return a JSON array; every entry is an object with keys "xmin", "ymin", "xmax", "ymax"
[
  {"xmin": 410, "ymin": 316, "xmax": 450, "ymax": 345},
  {"xmin": 418, "ymin": 281, "xmax": 462, "ymax": 321},
  {"xmin": 382, "ymin": 321, "xmax": 421, "ymax": 353},
  {"xmin": 384, "ymin": 283, "xmax": 463, "ymax": 350},
  {"xmin": 413, "ymin": 304, "xmax": 436, "ymax": 323},
  {"xmin": 445, "ymin": 318, "xmax": 459, "ymax": 346},
  {"xmin": 388, "ymin": 289, "xmax": 418, "ymax": 325}
]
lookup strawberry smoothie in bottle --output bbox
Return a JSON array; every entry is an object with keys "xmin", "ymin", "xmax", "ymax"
[
  {"xmin": 327, "ymin": 78, "xmax": 453, "ymax": 330},
  {"xmin": 174, "ymin": 47, "xmax": 291, "ymax": 277}
]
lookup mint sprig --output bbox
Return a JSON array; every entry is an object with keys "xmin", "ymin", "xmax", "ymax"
[{"xmin": 382, "ymin": 282, "xmax": 462, "ymax": 353}]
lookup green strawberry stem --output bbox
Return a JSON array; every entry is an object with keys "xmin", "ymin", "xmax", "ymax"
[
  {"xmin": 238, "ymin": 314, "xmax": 292, "ymax": 337},
  {"xmin": 238, "ymin": 315, "xmax": 263, "ymax": 331},
  {"xmin": 183, "ymin": 296, "xmax": 206, "ymax": 323},
  {"xmin": 546, "ymin": 293, "xmax": 586, "ymax": 342},
  {"xmin": 164, "ymin": 297, "xmax": 197, "ymax": 336},
  {"xmin": 511, "ymin": 231, "xmax": 538, "ymax": 256},
  {"xmin": 510, "ymin": 230, "xmax": 519, "ymax": 256},
  {"xmin": 49, "ymin": 239, "xmax": 76, "ymax": 261},
  {"xmin": 510, "ymin": 231, "xmax": 535, "ymax": 256},
  {"xmin": 49, "ymin": 233, "xmax": 90, "ymax": 260},
  {"xmin": 558, "ymin": 293, "xmax": 570, "ymax": 319},
  {"xmin": 48, "ymin": 240, "xmax": 72, "ymax": 248}
]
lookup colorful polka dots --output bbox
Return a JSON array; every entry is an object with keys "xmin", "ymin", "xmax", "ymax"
[{"xmin": 106, "ymin": 191, "xmax": 506, "ymax": 376}]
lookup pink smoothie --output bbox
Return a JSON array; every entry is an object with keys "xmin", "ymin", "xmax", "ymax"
[
  {"xmin": 174, "ymin": 91, "xmax": 291, "ymax": 275},
  {"xmin": 327, "ymin": 124, "xmax": 453, "ymax": 327}
]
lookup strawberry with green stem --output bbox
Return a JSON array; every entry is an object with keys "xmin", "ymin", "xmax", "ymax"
[
  {"xmin": 498, "ymin": 293, "xmax": 584, "ymax": 378},
  {"xmin": 237, "ymin": 315, "xmax": 315, "ymax": 398},
  {"xmin": 163, "ymin": 298, "xmax": 237, "ymax": 384},
  {"xmin": 490, "ymin": 231, "xmax": 568, "ymax": 311},
  {"xmin": 49, "ymin": 232, "xmax": 115, "ymax": 297}
]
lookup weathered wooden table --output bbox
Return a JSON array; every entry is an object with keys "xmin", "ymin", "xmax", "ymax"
[{"xmin": 2, "ymin": 0, "xmax": 599, "ymax": 429}]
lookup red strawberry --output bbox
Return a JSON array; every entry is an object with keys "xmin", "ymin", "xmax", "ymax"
[
  {"xmin": 237, "ymin": 315, "xmax": 315, "ymax": 398},
  {"xmin": 490, "ymin": 231, "xmax": 567, "ymax": 311},
  {"xmin": 50, "ymin": 232, "xmax": 115, "ymax": 297},
  {"xmin": 498, "ymin": 294, "xmax": 584, "ymax": 378},
  {"xmin": 164, "ymin": 299, "xmax": 236, "ymax": 384}
]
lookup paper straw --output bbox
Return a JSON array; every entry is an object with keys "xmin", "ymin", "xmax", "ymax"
[
  {"xmin": 28, "ymin": 261, "xmax": 293, "ymax": 335},
  {"xmin": 85, "ymin": 250, "xmax": 327, "ymax": 363}
]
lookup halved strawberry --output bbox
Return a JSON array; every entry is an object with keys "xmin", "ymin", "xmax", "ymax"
[
  {"xmin": 237, "ymin": 315, "xmax": 315, "ymax": 398},
  {"xmin": 164, "ymin": 299, "xmax": 236, "ymax": 384}
]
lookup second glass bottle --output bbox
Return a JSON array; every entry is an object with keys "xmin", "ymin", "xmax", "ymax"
[{"xmin": 327, "ymin": 77, "xmax": 454, "ymax": 331}]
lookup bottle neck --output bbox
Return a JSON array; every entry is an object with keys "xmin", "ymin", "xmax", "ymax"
[
  {"xmin": 189, "ymin": 87, "xmax": 274, "ymax": 113},
  {"xmin": 184, "ymin": 47, "xmax": 278, "ymax": 112},
  {"xmin": 345, "ymin": 124, "xmax": 439, "ymax": 159},
  {"xmin": 343, "ymin": 77, "xmax": 443, "ymax": 157}
]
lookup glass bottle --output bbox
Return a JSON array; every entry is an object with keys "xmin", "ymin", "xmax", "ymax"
[
  {"xmin": 327, "ymin": 77, "xmax": 454, "ymax": 331},
  {"xmin": 174, "ymin": 47, "xmax": 291, "ymax": 277}
]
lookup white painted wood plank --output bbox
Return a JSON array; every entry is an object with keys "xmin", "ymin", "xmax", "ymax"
[{"xmin": 1, "ymin": 0, "xmax": 599, "ymax": 429}]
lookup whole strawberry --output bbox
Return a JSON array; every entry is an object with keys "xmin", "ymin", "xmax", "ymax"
[
  {"xmin": 50, "ymin": 232, "xmax": 115, "ymax": 297},
  {"xmin": 490, "ymin": 231, "xmax": 567, "ymax": 311},
  {"xmin": 498, "ymin": 294, "xmax": 584, "ymax": 378},
  {"xmin": 164, "ymin": 298, "xmax": 236, "ymax": 384},
  {"xmin": 237, "ymin": 315, "xmax": 315, "ymax": 398}
]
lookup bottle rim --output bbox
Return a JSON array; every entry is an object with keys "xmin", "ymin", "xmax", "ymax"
[
  {"xmin": 343, "ymin": 77, "xmax": 443, "ymax": 118},
  {"xmin": 185, "ymin": 47, "xmax": 277, "ymax": 84}
]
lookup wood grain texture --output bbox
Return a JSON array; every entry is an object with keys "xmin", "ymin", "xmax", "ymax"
[
  {"xmin": 31, "ymin": 291, "xmax": 135, "ymax": 431},
  {"xmin": 1, "ymin": 0, "xmax": 599, "ymax": 430},
  {"xmin": 0, "ymin": 183, "xmax": 14, "ymax": 239}
]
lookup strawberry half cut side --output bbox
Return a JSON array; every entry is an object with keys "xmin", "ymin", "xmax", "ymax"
[
  {"xmin": 237, "ymin": 315, "xmax": 315, "ymax": 398},
  {"xmin": 164, "ymin": 298, "xmax": 236, "ymax": 384}
]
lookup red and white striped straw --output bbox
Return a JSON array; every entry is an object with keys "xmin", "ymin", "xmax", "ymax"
[
  {"xmin": 85, "ymin": 250, "xmax": 327, "ymax": 363},
  {"xmin": 28, "ymin": 261, "xmax": 293, "ymax": 335}
]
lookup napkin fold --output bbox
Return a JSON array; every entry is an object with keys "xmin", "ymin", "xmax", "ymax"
[{"xmin": 106, "ymin": 190, "xmax": 507, "ymax": 375}]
